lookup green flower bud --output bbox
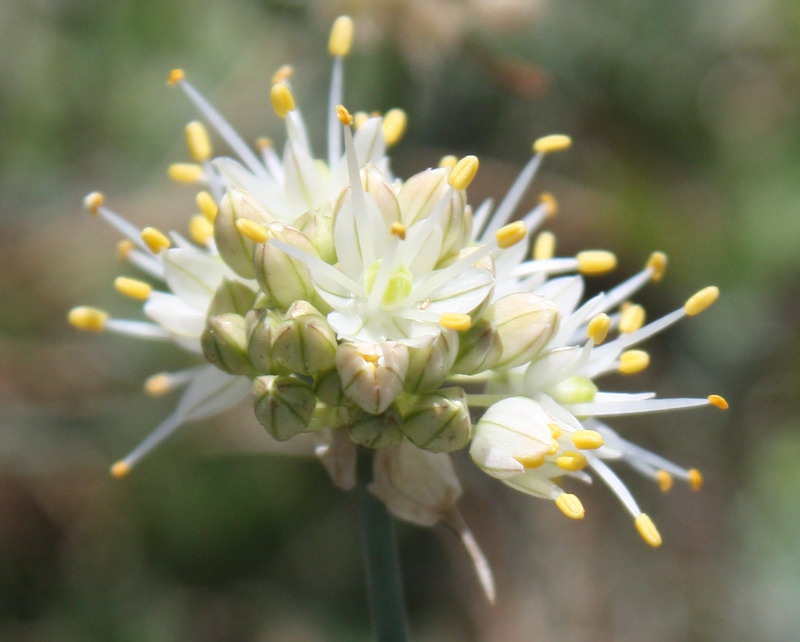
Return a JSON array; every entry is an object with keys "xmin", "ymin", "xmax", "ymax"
[
  {"xmin": 272, "ymin": 301, "xmax": 338, "ymax": 375},
  {"xmin": 246, "ymin": 308, "xmax": 286, "ymax": 375},
  {"xmin": 452, "ymin": 320, "xmax": 502, "ymax": 375},
  {"xmin": 315, "ymin": 369, "xmax": 346, "ymax": 407},
  {"xmin": 214, "ymin": 188, "xmax": 269, "ymax": 278},
  {"xmin": 402, "ymin": 387, "xmax": 471, "ymax": 453},
  {"xmin": 201, "ymin": 313, "xmax": 254, "ymax": 376},
  {"xmin": 252, "ymin": 375, "xmax": 316, "ymax": 441},
  {"xmin": 295, "ymin": 204, "xmax": 336, "ymax": 264},
  {"xmin": 551, "ymin": 375, "xmax": 597, "ymax": 405},
  {"xmin": 336, "ymin": 341, "xmax": 409, "ymax": 415},
  {"xmin": 253, "ymin": 224, "xmax": 317, "ymax": 310},
  {"xmin": 404, "ymin": 330, "xmax": 459, "ymax": 394},
  {"xmin": 488, "ymin": 292, "xmax": 559, "ymax": 369},
  {"xmin": 207, "ymin": 278, "xmax": 258, "ymax": 317},
  {"xmin": 349, "ymin": 408, "xmax": 403, "ymax": 449}
]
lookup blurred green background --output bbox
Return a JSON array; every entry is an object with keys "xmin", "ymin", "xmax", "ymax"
[{"xmin": 2, "ymin": 1, "xmax": 799, "ymax": 640}]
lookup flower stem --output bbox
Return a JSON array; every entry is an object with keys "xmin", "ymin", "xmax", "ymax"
[{"xmin": 357, "ymin": 449, "xmax": 409, "ymax": 642}]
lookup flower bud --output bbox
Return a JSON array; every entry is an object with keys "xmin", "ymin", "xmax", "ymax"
[
  {"xmin": 247, "ymin": 308, "xmax": 286, "ymax": 375},
  {"xmin": 252, "ymin": 375, "xmax": 316, "ymax": 441},
  {"xmin": 315, "ymin": 368, "xmax": 346, "ymax": 407},
  {"xmin": 214, "ymin": 188, "xmax": 270, "ymax": 278},
  {"xmin": 349, "ymin": 409, "xmax": 403, "ymax": 449},
  {"xmin": 370, "ymin": 440, "xmax": 462, "ymax": 527},
  {"xmin": 451, "ymin": 320, "xmax": 502, "ymax": 375},
  {"xmin": 336, "ymin": 341, "xmax": 409, "ymax": 415},
  {"xmin": 295, "ymin": 204, "xmax": 336, "ymax": 264},
  {"xmin": 404, "ymin": 330, "xmax": 459, "ymax": 393},
  {"xmin": 272, "ymin": 301, "xmax": 338, "ymax": 375},
  {"xmin": 253, "ymin": 224, "xmax": 317, "ymax": 309},
  {"xmin": 550, "ymin": 375, "xmax": 598, "ymax": 405},
  {"xmin": 470, "ymin": 397, "xmax": 554, "ymax": 479},
  {"xmin": 488, "ymin": 292, "xmax": 559, "ymax": 369},
  {"xmin": 402, "ymin": 387, "xmax": 471, "ymax": 452},
  {"xmin": 201, "ymin": 313, "xmax": 254, "ymax": 376},
  {"xmin": 207, "ymin": 278, "xmax": 258, "ymax": 317}
]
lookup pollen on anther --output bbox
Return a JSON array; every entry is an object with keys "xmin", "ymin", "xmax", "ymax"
[
  {"xmin": 168, "ymin": 163, "xmax": 204, "ymax": 183},
  {"xmin": 656, "ymin": 470, "xmax": 674, "ymax": 493},
  {"xmin": 438, "ymin": 155, "xmax": 457, "ymax": 170},
  {"xmin": 185, "ymin": 121, "xmax": 212, "ymax": 162},
  {"xmin": 271, "ymin": 83, "xmax": 296, "ymax": 119},
  {"xmin": 635, "ymin": 513, "xmax": 663, "ymax": 547},
  {"xmin": 688, "ymin": 468, "xmax": 704, "ymax": 491},
  {"xmin": 328, "ymin": 15, "xmax": 354, "ymax": 57},
  {"xmin": 390, "ymin": 222, "xmax": 407, "ymax": 240},
  {"xmin": 382, "ymin": 109, "xmax": 407, "ymax": 146},
  {"xmin": 271, "ymin": 64, "xmax": 294, "ymax": 84},
  {"xmin": 111, "ymin": 461, "xmax": 131, "ymax": 479},
  {"xmin": 533, "ymin": 134, "xmax": 572, "ymax": 155},
  {"xmin": 448, "ymin": 155, "xmax": 479, "ymax": 190},
  {"xmin": 439, "ymin": 313, "xmax": 472, "ymax": 332},
  {"xmin": 196, "ymin": 191, "xmax": 218, "ymax": 222},
  {"xmin": 83, "ymin": 191, "xmax": 105, "ymax": 215},
  {"xmin": 190, "ymin": 214, "xmax": 214, "ymax": 245},
  {"xmin": 167, "ymin": 68, "xmax": 185, "ymax": 85},
  {"xmin": 619, "ymin": 349, "xmax": 650, "ymax": 375},
  {"xmin": 141, "ymin": 227, "xmax": 171, "ymax": 253},
  {"xmin": 576, "ymin": 250, "xmax": 617, "ymax": 275},
  {"xmin": 556, "ymin": 451, "xmax": 588, "ymax": 471},
  {"xmin": 685, "ymin": 286, "xmax": 719, "ymax": 316},
  {"xmin": 114, "ymin": 276, "xmax": 152, "ymax": 300},
  {"xmin": 496, "ymin": 221, "xmax": 527, "ymax": 249},
  {"xmin": 515, "ymin": 453, "xmax": 545, "ymax": 469},
  {"xmin": 547, "ymin": 422, "xmax": 562, "ymax": 439},
  {"xmin": 68, "ymin": 306, "xmax": 109, "ymax": 332},
  {"xmin": 619, "ymin": 304, "xmax": 646, "ymax": 334},
  {"xmin": 555, "ymin": 493, "xmax": 585, "ymax": 520},
  {"xmin": 572, "ymin": 430, "xmax": 605, "ymax": 450},
  {"xmin": 117, "ymin": 240, "xmax": 134, "ymax": 260},
  {"xmin": 539, "ymin": 192, "xmax": 558, "ymax": 218},
  {"xmin": 647, "ymin": 251, "xmax": 668, "ymax": 282},
  {"xmin": 533, "ymin": 231, "xmax": 556, "ymax": 260},
  {"xmin": 352, "ymin": 111, "xmax": 369, "ymax": 129},
  {"xmin": 707, "ymin": 394, "xmax": 729, "ymax": 410},
  {"xmin": 144, "ymin": 373, "xmax": 172, "ymax": 397},
  {"xmin": 587, "ymin": 313, "xmax": 611, "ymax": 344},
  {"xmin": 336, "ymin": 104, "xmax": 354, "ymax": 126},
  {"xmin": 235, "ymin": 218, "xmax": 269, "ymax": 243}
]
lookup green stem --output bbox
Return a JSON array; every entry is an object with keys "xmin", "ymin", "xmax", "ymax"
[{"xmin": 357, "ymin": 449, "xmax": 409, "ymax": 642}]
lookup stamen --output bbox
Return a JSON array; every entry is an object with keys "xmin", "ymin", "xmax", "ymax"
[
  {"xmin": 185, "ymin": 121, "xmax": 212, "ymax": 162},
  {"xmin": 587, "ymin": 313, "xmax": 611, "ymax": 344},
  {"xmin": 439, "ymin": 313, "xmax": 472, "ymax": 332},
  {"xmin": 448, "ymin": 155, "xmax": 479, "ymax": 191},
  {"xmin": 144, "ymin": 373, "xmax": 173, "ymax": 397},
  {"xmin": 83, "ymin": 191, "xmax": 105, "ymax": 214},
  {"xmin": 111, "ymin": 461, "xmax": 131, "ymax": 479},
  {"xmin": 634, "ymin": 513, "xmax": 662, "ymax": 547},
  {"xmin": 533, "ymin": 231, "xmax": 556, "ymax": 260},
  {"xmin": 141, "ymin": 227, "xmax": 172, "ymax": 253},
  {"xmin": 196, "ymin": 191, "xmax": 218, "ymax": 222},
  {"xmin": 707, "ymin": 394, "xmax": 728, "ymax": 410},
  {"xmin": 328, "ymin": 15, "xmax": 354, "ymax": 57},
  {"xmin": 548, "ymin": 422, "xmax": 562, "ymax": 439},
  {"xmin": 189, "ymin": 214, "xmax": 214, "ymax": 245},
  {"xmin": 688, "ymin": 468, "xmax": 703, "ymax": 491},
  {"xmin": 576, "ymin": 250, "xmax": 617, "ymax": 275},
  {"xmin": 556, "ymin": 451, "xmax": 588, "ymax": 471},
  {"xmin": 619, "ymin": 349, "xmax": 650, "ymax": 375},
  {"xmin": 117, "ymin": 240, "xmax": 134, "ymax": 260},
  {"xmin": 555, "ymin": 493, "xmax": 585, "ymax": 519},
  {"xmin": 271, "ymin": 64, "xmax": 293, "ymax": 84},
  {"xmin": 382, "ymin": 109, "xmax": 407, "ymax": 146},
  {"xmin": 684, "ymin": 286, "xmax": 719, "ymax": 316},
  {"xmin": 438, "ymin": 155, "xmax": 457, "ymax": 169},
  {"xmin": 495, "ymin": 221, "xmax": 527, "ymax": 248},
  {"xmin": 514, "ymin": 453, "xmax": 545, "ymax": 469},
  {"xmin": 390, "ymin": 222, "xmax": 407, "ymax": 240},
  {"xmin": 353, "ymin": 112, "xmax": 370, "ymax": 129},
  {"xmin": 572, "ymin": 430, "xmax": 605, "ymax": 450},
  {"xmin": 336, "ymin": 104, "xmax": 354, "ymax": 126},
  {"xmin": 68, "ymin": 306, "xmax": 108, "ymax": 332},
  {"xmin": 533, "ymin": 134, "xmax": 572, "ymax": 155},
  {"xmin": 168, "ymin": 163, "xmax": 204, "ymax": 183},
  {"xmin": 619, "ymin": 303, "xmax": 646, "ymax": 334},
  {"xmin": 547, "ymin": 439, "xmax": 560, "ymax": 455},
  {"xmin": 656, "ymin": 470, "xmax": 673, "ymax": 493},
  {"xmin": 271, "ymin": 83, "xmax": 296, "ymax": 118},
  {"xmin": 167, "ymin": 68, "xmax": 185, "ymax": 85},
  {"xmin": 234, "ymin": 218, "xmax": 269, "ymax": 243},
  {"xmin": 539, "ymin": 192, "xmax": 558, "ymax": 217},
  {"xmin": 114, "ymin": 276, "xmax": 152, "ymax": 300},
  {"xmin": 647, "ymin": 251, "xmax": 667, "ymax": 281}
]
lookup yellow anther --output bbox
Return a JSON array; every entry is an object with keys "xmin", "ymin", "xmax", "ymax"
[
  {"xmin": 168, "ymin": 163, "xmax": 204, "ymax": 183},
  {"xmin": 587, "ymin": 312, "xmax": 611, "ymax": 344},
  {"xmin": 556, "ymin": 450, "xmax": 588, "ymax": 471},
  {"xmin": 328, "ymin": 15, "xmax": 354, "ymax": 57},
  {"xmin": 448, "ymin": 155, "xmax": 479, "ymax": 190},
  {"xmin": 68, "ymin": 306, "xmax": 108, "ymax": 332},
  {"xmin": 110, "ymin": 461, "xmax": 131, "ymax": 479},
  {"xmin": 688, "ymin": 468, "xmax": 704, "ymax": 491},
  {"xmin": 572, "ymin": 430, "xmax": 605, "ymax": 450},
  {"xmin": 336, "ymin": 104, "xmax": 354, "ymax": 126},
  {"xmin": 234, "ymin": 218, "xmax": 269, "ymax": 243},
  {"xmin": 438, "ymin": 155, "xmax": 457, "ymax": 170},
  {"xmin": 271, "ymin": 64, "xmax": 294, "ymax": 84},
  {"xmin": 144, "ymin": 373, "xmax": 172, "ymax": 397},
  {"xmin": 533, "ymin": 134, "xmax": 572, "ymax": 155},
  {"xmin": 647, "ymin": 251, "xmax": 668, "ymax": 282},
  {"xmin": 555, "ymin": 493, "xmax": 585, "ymax": 520},
  {"xmin": 533, "ymin": 230, "xmax": 556, "ymax": 261},
  {"xmin": 83, "ymin": 191, "xmax": 105, "ymax": 215},
  {"xmin": 382, "ymin": 108, "xmax": 407, "ymax": 146},
  {"xmin": 547, "ymin": 439, "xmax": 561, "ymax": 456},
  {"xmin": 539, "ymin": 192, "xmax": 558, "ymax": 217},
  {"xmin": 390, "ymin": 222, "xmax": 407, "ymax": 240},
  {"xmin": 619, "ymin": 349, "xmax": 650, "ymax": 375},
  {"xmin": 114, "ymin": 276, "xmax": 152, "ymax": 301},
  {"xmin": 185, "ymin": 120, "xmax": 212, "ymax": 162},
  {"xmin": 271, "ymin": 83, "xmax": 296, "ymax": 118},
  {"xmin": 495, "ymin": 221, "xmax": 527, "ymax": 249},
  {"xmin": 117, "ymin": 240, "xmax": 134, "ymax": 260},
  {"xmin": 439, "ymin": 313, "xmax": 472, "ymax": 332},
  {"xmin": 547, "ymin": 422, "xmax": 562, "ymax": 439},
  {"xmin": 684, "ymin": 286, "xmax": 719, "ymax": 316},
  {"xmin": 707, "ymin": 394, "xmax": 729, "ymax": 410},
  {"xmin": 141, "ymin": 227, "xmax": 171, "ymax": 253},
  {"xmin": 189, "ymin": 214, "xmax": 214, "ymax": 245},
  {"xmin": 196, "ymin": 191, "xmax": 218, "ymax": 222},
  {"xmin": 353, "ymin": 111, "xmax": 370, "ymax": 129},
  {"xmin": 256, "ymin": 136, "xmax": 273, "ymax": 151},
  {"xmin": 656, "ymin": 470, "xmax": 673, "ymax": 493},
  {"xmin": 514, "ymin": 453, "xmax": 545, "ymax": 469},
  {"xmin": 635, "ymin": 513, "xmax": 662, "ymax": 548},
  {"xmin": 167, "ymin": 68, "xmax": 185, "ymax": 85},
  {"xmin": 576, "ymin": 250, "xmax": 617, "ymax": 275},
  {"xmin": 619, "ymin": 303, "xmax": 646, "ymax": 334}
]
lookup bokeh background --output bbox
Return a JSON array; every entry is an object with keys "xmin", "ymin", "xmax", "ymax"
[{"xmin": 2, "ymin": 1, "xmax": 799, "ymax": 640}]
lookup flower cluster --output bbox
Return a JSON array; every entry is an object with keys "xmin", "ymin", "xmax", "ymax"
[{"xmin": 70, "ymin": 16, "xmax": 726, "ymax": 571}]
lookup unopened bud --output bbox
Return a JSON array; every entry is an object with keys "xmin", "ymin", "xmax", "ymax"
[
  {"xmin": 252, "ymin": 375, "xmax": 316, "ymax": 441},
  {"xmin": 272, "ymin": 301, "xmax": 337, "ymax": 376},
  {"xmin": 404, "ymin": 330, "xmax": 459, "ymax": 394},
  {"xmin": 253, "ymin": 224, "xmax": 317, "ymax": 309},
  {"xmin": 336, "ymin": 341, "xmax": 409, "ymax": 415},
  {"xmin": 201, "ymin": 313, "xmax": 254, "ymax": 376},
  {"xmin": 349, "ymin": 409, "xmax": 403, "ymax": 449},
  {"xmin": 247, "ymin": 309, "xmax": 286, "ymax": 375},
  {"xmin": 488, "ymin": 292, "xmax": 559, "ymax": 369},
  {"xmin": 550, "ymin": 375, "xmax": 597, "ymax": 405},
  {"xmin": 294, "ymin": 205, "xmax": 336, "ymax": 264},
  {"xmin": 451, "ymin": 321, "xmax": 502, "ymax": 375},
  {"xmin": 214, "ymin": 188, "xmax": 270, "ymax": 278},
  {"xmin": 315, "ymin": 369, "xmax": 346, "ymax": 407},
  {"xmin": 207, "ymin": 279, "xmax": 258, "ymax": 317},
  {"xmin": 402, "ymin": 387, "xmax": 471, "ymax": 452}
]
